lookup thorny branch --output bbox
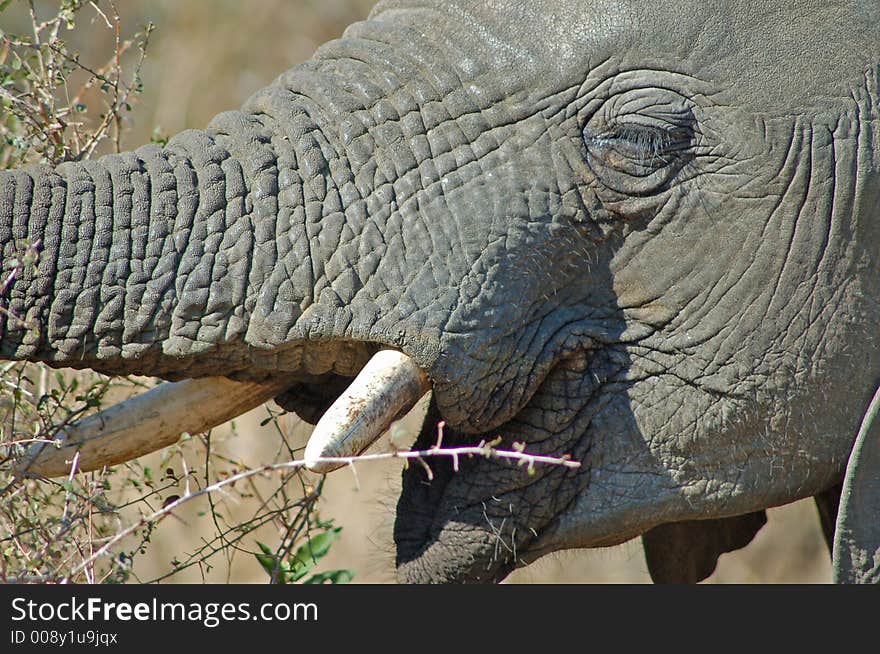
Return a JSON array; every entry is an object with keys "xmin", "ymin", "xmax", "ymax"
[{"xmin": 56, "ymin": 437, "xmax": 579, "ymax": 581}]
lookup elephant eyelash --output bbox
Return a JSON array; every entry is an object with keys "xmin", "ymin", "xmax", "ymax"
[{"xmin": 596, "ymin": 124, "xmax": 692, "ymax": 165}]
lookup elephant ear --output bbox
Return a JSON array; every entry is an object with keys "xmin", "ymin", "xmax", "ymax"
[
  {"xmin": 642, "ymin": 511, "xmax": 768, "ymax": 583},
  {"xmin": 832, "ymin": 385, "xmax": 880, "ymax": 583}
]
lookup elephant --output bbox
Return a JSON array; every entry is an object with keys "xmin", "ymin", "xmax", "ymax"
[{"xmin": 1, "ymin": 0, "xmax": 879, "ymax": 584}]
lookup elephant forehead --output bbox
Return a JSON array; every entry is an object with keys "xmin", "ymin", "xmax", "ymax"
[{"xmin": 372, "ymin": 0, "xmax": 877, "ymax": 114}]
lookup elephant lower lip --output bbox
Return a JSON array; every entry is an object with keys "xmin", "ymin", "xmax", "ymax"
[{"xmin": 393, "ymin": 398, "xmax": 547, "ymax": 584}]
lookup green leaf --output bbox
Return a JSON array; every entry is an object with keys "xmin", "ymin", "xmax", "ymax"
[
  {"xmin": 254, "ymin": 541, "xmax": 288, "ymax": 584},
  {"xmin": 0, "ymin": 1, "xmax": 12, "ymax": 14},
  {"xmin": 292, "ymin": 526, "xmax": 341, "ymax": 566},
  {"xmin": 287, "ymin": 562, "xmax": 313, "ymax": 582},
  {"xmin": 303, "ymin": 569, "xmax": 354, "ymax": 585},
  {"xmin": 254, "ymin": 541, "xmax": 291, "ymax": 584},
  {"xmin": 254, "ymin": 552, "xmax": 276, "ymax": 576},
  {"xmin": 285, "ymin": 527, "xmax": 341, "ymax": 582},
  {"xmin": 256, "ymin": 541, "xmax": 275, "ymax": 557}
]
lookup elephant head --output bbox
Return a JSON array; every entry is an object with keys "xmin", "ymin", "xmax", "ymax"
[{"xmin": 2, "ymin": 0, "xmax": 879, "ymax": 583}]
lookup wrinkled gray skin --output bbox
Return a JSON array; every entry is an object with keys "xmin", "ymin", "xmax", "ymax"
[{"xmin": 2, "ymin": 0, "xmax": 879, "ymax": 583}]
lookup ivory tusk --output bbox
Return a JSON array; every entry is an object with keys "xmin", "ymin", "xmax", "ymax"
[
  {"xmin": 16, "ymin": 376, "xmax": 294, "ymax": 478},
  {"xmin": 304, "ymin": 350, "xmax": 430, "ymax": 474}
]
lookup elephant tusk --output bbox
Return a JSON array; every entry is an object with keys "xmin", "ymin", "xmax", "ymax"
[
  {"xmin": 16, "ymin": 376, "xmax": 295, "ymax": 478},
  {"xmin": 304, "ymin": 350, "xmax": 430, "ymax": 474}
]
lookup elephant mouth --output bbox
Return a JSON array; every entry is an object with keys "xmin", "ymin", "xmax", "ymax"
[
  {"xmin": 391, "ymin": 388, "xmax": 590, "ymax": 583},
  {"xmin": 392, "ymin": 351, "xmax": 597, "ymax": 583},
  {"xmin": 393, "ymin": 404, "xmax": 523, "ymax": 584}
]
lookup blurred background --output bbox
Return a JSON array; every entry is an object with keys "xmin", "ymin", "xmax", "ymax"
[{"xmin": 0, "ymin": 0, "xmax": 831, "ymax": 583}]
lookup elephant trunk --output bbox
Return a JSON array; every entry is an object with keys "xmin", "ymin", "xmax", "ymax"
[
  {"xmin": 0, "ymin": 103, "xmax": 323, "ymax": 379},
  {"xmin": 0, "ymin": 105, "xmax": 333, "ymax": 476}
]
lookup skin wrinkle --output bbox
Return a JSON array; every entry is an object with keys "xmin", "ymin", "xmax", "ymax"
[
  {"xmin": 165, "ymin": 150, "xmax": 204, "ymax": 350},
  {"xmin": 51, "ymin": 164, "xmax": 86, "ymax": 352},
  {"xmin": 672, "ymin": 209, "xmax": 763, "ymax": 341},
  {"xmin": 8, "ymin": 175, "xmax": 30, "ymax": 343},
  {"xmin": 672, "ymin": 131, "xmax": 801, "ymax": 342},
  {"xmin": 323, "ymin": 37, "xmax": 562, "ymax": 219},
  {"xmin": 636, "ymin": 312, "xmax": 828, "ymax": 508},
  {"xmin": 737, "ymin": 131, "xmax": 823, "ymax": 362},
  {"xmin": 359, "ymin": 19, "xmax": 456, "ymax": 100},
  {"xmin": 25, "ymin": 173, "xmax": 61, "ymax": 354},
  {"xmin": 69, "ymin": 164, "xmax": 99, "ymax": 346},
  {"xmin": 151, "ymin": 151, "xmax": 190, "ymax": 344},
  {"xmin": 135, "ymin": 152, "xmax": 175, "ymax": 342},
  {"xmin": 766, "ymin": 127, "xmax": 814, "ymax": 312},
  {"xmin": 93, "ymin": 162, "xmax": 127, "ymax": 359},
  {"xmin": 2, "ymin": 172, "xmax": 33, "ymax": 352},
  {"xmin": 138, "ymin": 153, "xmax": 171, "ymax": 301},
  {"xmin": 124, "ymin": 155, "xmax": 153, "ymax": 349},
  {"xmin": 782, "ymin": 143, "xmax": 840, "ymax": 367},
  {"xmin": 220, "ymin": 117, "xmax": 280, "ymax": 330},
  {"xmin": 175, "ymin": 147, "xmax": 229, "ymax": 345},
  {"xmin": 320, "ymin": 32, "xmax": 453, "ymax": 135},
  {"xmin": 433, "ymin": 211, "xmax": 598, "ymax": 429}
]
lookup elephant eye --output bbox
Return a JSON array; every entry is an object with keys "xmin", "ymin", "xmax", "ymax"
[
  {"xmin": 593, "ymin": 125, "xmax": 691, "ymax": 173},
  {"xmin": 582, "ymin": 106, "xmax": 696, "ymax": 196}
]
